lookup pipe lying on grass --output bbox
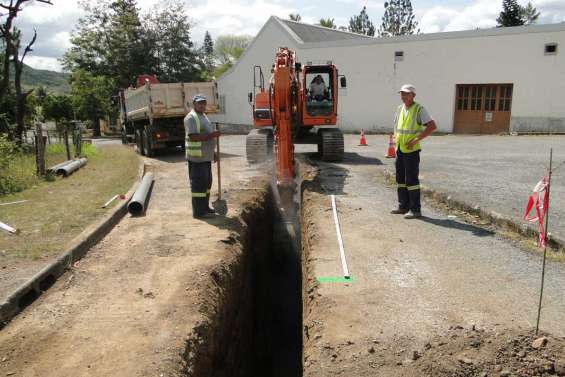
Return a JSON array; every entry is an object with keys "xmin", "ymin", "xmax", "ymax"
[
  {"xmin": 58, "ymin": 158, "xmax": 88, "ymax": 177},
  {"xmin": 48, "ymin": 160, "xmax": 73, "ymax": 174},
  {"xmin": 127, "ymin": 173, "xmax": 154, "ymax": 216}
]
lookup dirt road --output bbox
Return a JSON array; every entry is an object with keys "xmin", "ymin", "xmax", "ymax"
[
  {"xmin": 0, "ymin": 138, "xmax": 268, "ymax": 376},
  {"xmin": 301, "ymin": 142, "xmax": 565, "ymax": 376}
]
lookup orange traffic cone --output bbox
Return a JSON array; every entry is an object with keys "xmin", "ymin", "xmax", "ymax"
[
  {"xmin": 386, "ymin": 134, "xmax": 396, "ymax": 158},
  {"xmin": 358, "ymin": 129, "xmax": 368, "ymax": 146}
]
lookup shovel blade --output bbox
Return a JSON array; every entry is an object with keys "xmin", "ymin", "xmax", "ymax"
[{"xmin": 213, "ymin": 199, "xmax": 228, "ymax": 216}]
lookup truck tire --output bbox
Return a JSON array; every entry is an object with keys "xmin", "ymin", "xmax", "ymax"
[
  {"xmin": 135, "ymin": 129, "xmax": 145, "ymax": 155},
  {"xmin": 121, "ymin": 129, "xmax": 128, "ymax": 144},
  {"xmin": 142, "ymin": 129, "xmax": 154, "ymax": 157},
  {"xmin": 246, "ymin": 128, "xmax": 273, "ymax": 164},
  {"xmin": 319, "ymin": 129, "xmax": 344, "ymax": 162}
]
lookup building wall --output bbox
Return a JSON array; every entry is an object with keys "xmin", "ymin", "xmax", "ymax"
[
  {"xmin": 214, "ymin": 21, "xmax": 565, "ymax": 133},
  {"xmin": 209, "ymin": 20, "xmax": 297, "ymax": 128}
]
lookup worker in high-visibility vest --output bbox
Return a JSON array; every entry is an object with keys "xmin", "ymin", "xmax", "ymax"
[
  {"xmin": 391, "ymin": 84, "xmax": 437, "ymax": 219},
  {"xmin": 184, "ymin": 94, "xmax": 220, "ymax": 219}
]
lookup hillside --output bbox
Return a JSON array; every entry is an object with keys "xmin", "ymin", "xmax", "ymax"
[{"xmin": 10, "ymin": 64, "xmax": 71, "ymax": 94}]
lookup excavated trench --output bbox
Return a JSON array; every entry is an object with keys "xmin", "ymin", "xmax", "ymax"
[{"xmin": 183, "ymin": 173, "xmax": 308, "ymax": 377}]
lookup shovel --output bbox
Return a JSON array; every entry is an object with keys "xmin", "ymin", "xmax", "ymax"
[{"xmin": 212, "ymin": 123, "xmax": 228, "ymax": 216}]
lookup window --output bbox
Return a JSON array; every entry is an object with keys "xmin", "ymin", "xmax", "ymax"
[
  {"xmin": 484, "ymin": 86, "xmax": 496, "ymax": 111},
  {"xmin": 470, "ymin": 86, "xmax": 483, "ymax": 111},
  {"xmin": 395, "ymin": 51, "xmax": 404, "ymax": 61},
  {"xmin": 545, "ymin": 43, "xmax": 558, "ymax": 55},
  {"xmin": 457, "ymin": 86, "xmax": 470, "ymax": 110},
  {"xmin": 498, "ymin": 85, "xmax": 513, "ymax": 112}
]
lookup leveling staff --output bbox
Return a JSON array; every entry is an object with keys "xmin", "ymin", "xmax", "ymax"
[
  {"xmin": 390, "ymin": 84, "xmax": 437, "ymax": 219},
  {"xmin": 184, "ymin": 94, "xmax": 220, "ymax": 219}
]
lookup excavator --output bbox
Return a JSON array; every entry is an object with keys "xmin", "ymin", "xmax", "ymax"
[{"xmin": 246, "ymin": 47, "xmax": 346, "ymax": 189}]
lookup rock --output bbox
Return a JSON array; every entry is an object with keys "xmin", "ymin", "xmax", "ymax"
[
  {"xmin": 499, "ymin": 370, "xmax": 511, "ymax": 376},
  {"xmin": 456, "ymin": 355, "xmax": 474, "ymax": 365},
  {"xmin": 532, "ymin": 337, "xmax": 548, "ymax": 349},
  {"xmin": 555, "ymin": 359, "xmax": 565, "ymax": 376},
  {"xmin": 411, "ymin": 350, "xmax": 421, "ymax": 361},
  {"xmin": 517, "ymin": 350, "xmax": 527, "ymax": 358},
  {"xmin": 424, "ymin": 343, "xmax": 432, "ymax": 350},
  {"xmin": 368, "ymin": 347, "xmax": 375, "ymax": 354}
]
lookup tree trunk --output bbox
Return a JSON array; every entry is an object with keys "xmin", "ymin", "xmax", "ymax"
[{"xmin": 92, "ymin": 116, "xmax": 101, "ymax": 137}]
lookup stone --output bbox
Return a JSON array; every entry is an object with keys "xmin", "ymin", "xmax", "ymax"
[
  {"xmin": 499, "ymin": 370, "xmax": 511, "ymax": 376},
  {"xmin": 411, "ymin": 350, "xmax": 421, "ymax": 361},
  {"xmin": 368, "ymin": 347, "xmax": 375, "ymax": 354},
  {"xmin": 555, "ymin": 359, "xmax": 565, "ymax": 376},
  {"xmin": 532, "ymin": 337, "xmax": 548, "ymax": 349}
]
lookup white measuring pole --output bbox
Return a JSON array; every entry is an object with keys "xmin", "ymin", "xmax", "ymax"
[
  {"xmin": 0, "ymin": 221, "xmax": 18, "ymax": 234},
  {"xmin": 331, "ymin": 194, "xmax": 350, "ymax": 278},
  {"xmin": 102, "ymin": 194, "xmax": 119, "ymax": 208}
]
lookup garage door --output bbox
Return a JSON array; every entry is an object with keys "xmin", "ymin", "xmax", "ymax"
[{"xmin": 453, "ymin": 84, "xmax": 513, "ymax": 134}]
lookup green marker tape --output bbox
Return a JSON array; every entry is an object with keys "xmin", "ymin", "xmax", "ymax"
[{"xmin": 316, "ymin": 276, "xmax": 355, "ymax": 283}]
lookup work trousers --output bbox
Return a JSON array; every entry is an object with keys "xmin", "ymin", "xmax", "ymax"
[
  {"xmin": 395, "ymin": 149, "xmax": 421, "ymax": 212},
  {"xmin": 188, "ymin": 161, "xmax": 213, "ymax": 218}
]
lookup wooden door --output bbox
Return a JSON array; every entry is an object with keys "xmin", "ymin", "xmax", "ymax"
[{"xmin": 453, "ymin": 84, "xmax": 513, "ymax": 134}]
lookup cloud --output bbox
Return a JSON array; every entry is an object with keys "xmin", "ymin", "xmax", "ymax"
[
  {"xmin": 23, "ymin": 56, "xmax": 62, "ymax": 71},
  {"xmin": 418, "ymin": 0, "xmax": 565, "ymax": 34}
]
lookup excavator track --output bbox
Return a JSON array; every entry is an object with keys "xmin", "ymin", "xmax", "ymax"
[
  {"xmin": 246, "ymin": 128, "xmax": 274, "ymax": 163},
  {"xmin": 319, "ymin": 129, "xmax": 344, "ymax": 162}
]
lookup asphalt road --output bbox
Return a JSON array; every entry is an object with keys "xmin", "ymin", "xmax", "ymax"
[{"xmin": 345, "ymin": 134, "xmax": 565, "ymax": 242}]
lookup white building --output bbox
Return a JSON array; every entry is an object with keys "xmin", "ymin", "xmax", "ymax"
[{"xmin": 211, "ymin": 16, "xmax": 565, "ymax": 134}]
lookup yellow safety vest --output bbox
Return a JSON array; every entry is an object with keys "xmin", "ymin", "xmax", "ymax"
[
  {"xmin": 186, "ymin": 110, "xmax": 203, "ymax": 158},
  {"xmin": 395, "ymin": 102, "xmax": 423, "ymax": 154}
]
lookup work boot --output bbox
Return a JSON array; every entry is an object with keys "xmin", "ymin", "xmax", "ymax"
[
  {"xmin": 404, "ymin": 210, "xmax": 422, "ymax": 219},
  {"xmin": 390, "ymin": 208, "xmax": 409, "ymax": 215},
  {"xmin": 207, "ymin": 207, "xmax": 216, "ymax": 214},
  {"xmin": 194, "ymin": 212, "xmax": 215, "ymax": 219}
]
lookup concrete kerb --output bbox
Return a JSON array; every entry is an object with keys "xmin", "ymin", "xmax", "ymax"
[
  {"xmin": 0, "ymin": 162, "xmax": 147, "ymax": 328},
  {"xmin": 382, "ymin": 169, "xmax": 565, "ymax": 251}
]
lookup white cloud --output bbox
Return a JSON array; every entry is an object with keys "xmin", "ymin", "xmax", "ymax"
[
  {"xmin": 23, "ymin": 56, "xmax": 62, "ymax": 71},
  {"xmin": 418, "ymin": 0, "xmax": 565, "ymax": 34}
]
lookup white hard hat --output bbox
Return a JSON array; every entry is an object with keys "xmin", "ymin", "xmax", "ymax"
[{"xmin": 399, "ymin": 84, "xmax": 416, "ymax": 94}]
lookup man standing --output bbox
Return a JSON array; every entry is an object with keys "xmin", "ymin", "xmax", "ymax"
[
  {"xmin": 184, "ymin": 94, "xmax": 220, "ymax": 219},
  {"xmin": 391, "ymin": 84, "xmax": 437, "ymax": 219}
]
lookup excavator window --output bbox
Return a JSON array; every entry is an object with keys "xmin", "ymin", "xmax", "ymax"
[{"xmin": 305, "ymin": 70, "xmax": 334, "ymax": 117}]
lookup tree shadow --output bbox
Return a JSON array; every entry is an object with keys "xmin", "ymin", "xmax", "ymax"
[{"xmin": 419, "ymin": 216, "xmax": 494, "ymax": 237}]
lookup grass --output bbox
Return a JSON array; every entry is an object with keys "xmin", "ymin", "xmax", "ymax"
[{"xmin": 0, "ymin": 143, "xmax": 139, "ymax": 260}]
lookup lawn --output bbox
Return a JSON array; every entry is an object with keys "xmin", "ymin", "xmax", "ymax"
[{"xmin": 0, "ymin": 143, "xmax": 139, "ymax": 260}]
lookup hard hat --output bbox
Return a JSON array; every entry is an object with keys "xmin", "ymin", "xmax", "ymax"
[
  {"xmin": 398, "ymin": 84, "xmax": 416, "ymax": 94},
  {"xmin": 193, "ymin": 94, "xmax": 207, "ymax": 102}
]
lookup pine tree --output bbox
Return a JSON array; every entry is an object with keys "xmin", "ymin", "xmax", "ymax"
[
  {"xmin": 497, "ymin": 0, "xmax": 525, "ymax": 27},
  {"xmin": 203, "ymin": 31, "xmax": 215, "ymax": 75},
  {"xmin": 348, "ymin": 7, "xmax": 376, "ymax": 36},
  {"xmin": 521, "ymin": 2, "xmax": 540, "ymax": 25},
  {"xmin": 319, "ymin": 18, "xmax": 336, "ymax": 29},
  {"xmin": 378, "ymin": 0, "xmax": 419, "ymax": 37}
]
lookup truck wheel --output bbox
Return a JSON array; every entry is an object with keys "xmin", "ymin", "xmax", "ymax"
[
  {"xmin": 135, "ymin": 129, "xmax": 145, "ymax": 155},
  {"xmin": 121, "ymin": 130, "xmax": 128, "ymax": 144},
  {"xmin": 143, "ymin": 129, "xmax": 154, "ymax": 157}
]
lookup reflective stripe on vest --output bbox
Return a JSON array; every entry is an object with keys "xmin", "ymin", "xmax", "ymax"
[
  {"xmin": 186, "ymin": 110, "xmax": 202, "ymax": 158},
  {"xmin": 394, "ymin": 103, "xmax": 423, "ymax": 154}
]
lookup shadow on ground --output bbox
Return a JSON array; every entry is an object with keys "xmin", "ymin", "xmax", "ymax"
[{"xmin": 419, "ymin": 216, "xmax": 494, "ymax": 237}]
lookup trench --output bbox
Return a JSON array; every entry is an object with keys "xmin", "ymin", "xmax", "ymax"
[{"xmin": 184, "ymin": 179, "xmax": 305, "ymax": 377}]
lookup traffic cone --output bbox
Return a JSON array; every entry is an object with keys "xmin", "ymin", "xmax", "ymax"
[
  {"xmin": 358, "ymin": 129, "xmax": 368, "ymax": 146},
  {"xmin": 386, "ymin": 134, "xmax": 396, "ymax": 158}
]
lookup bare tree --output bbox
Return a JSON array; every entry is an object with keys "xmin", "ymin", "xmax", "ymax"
[{"xmin": 0, "ymin": 0, "xmax": 53, "ymax": 139}]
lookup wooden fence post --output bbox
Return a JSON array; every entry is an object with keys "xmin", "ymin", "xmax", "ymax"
[
  {"xmin": 35, "ymin": 123, "xmax": 46, "ymax": 176},
  {"xmin": 64, "ymin": 124, "xmax": 71, "ymax": 161}
]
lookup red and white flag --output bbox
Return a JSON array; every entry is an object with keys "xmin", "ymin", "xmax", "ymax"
[{"xmin": 523, "ymin": 177, "xmax": 549, "ymax": 247}]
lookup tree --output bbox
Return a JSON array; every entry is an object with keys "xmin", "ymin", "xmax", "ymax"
[
  {"xmin": 348, "ymin": 7, "xmax": 376, "ymax": 36},
  {"xmin": 70, "ymin": 69, "xmax": 114, "ymax": 137},
  {"xmin": 213, "ymin": 35, "xmax": 252, "ymax": 78},
  {"xmin": 289, "ymin": 13, "xmax": 301, "ymax": 22},
  {"xmin": 43, "ymin": 94, "xmax": 74, "ymax": 125},
  {"xmin": 145, "ymin": 1, "xmax": 203, "ymax": 82},
  {"xmin": 378, "ymin": 0, "xmax": 419, "ymax": 37},
  {"xmin": 319, "ymin": 18, "xmax": 336, "ymax": 29},
  {"xmin": 63, "ymin": 0, "xmax": 151, "ymax": 88},
  {"xmin": 497, "ymin": 0, "xmax": 525, "ymax": 27},
  {"xmin": 521, "ymin": 2, "xmax": 540, "ymax": 24},
  {"xmin": 0, "ymin": 0, "xmax": 53, "ymax": 140}
]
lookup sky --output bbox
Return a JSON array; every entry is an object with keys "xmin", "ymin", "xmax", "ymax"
[{"xmin": 12, "ymin": 0, "xmax": 565, "ymax": 72}]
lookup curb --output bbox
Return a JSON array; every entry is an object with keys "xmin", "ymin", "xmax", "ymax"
[
  {"xmin": 0, "ymin": 162, "xmax": 147, "ymax": 327},
  {"xmin": 382, "ymin": 169, "xmax": 565, "ymax": 251}
]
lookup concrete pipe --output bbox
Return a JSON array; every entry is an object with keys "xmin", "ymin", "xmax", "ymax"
[
  {"xmin": 48, "ymin": 160, "xmax": 74, "ymax": 174},
  {"xmin": 127, "ymin": 173, "xmax": 155, "ymax": 216},
  {"xmin": 58, "ymin": 158, "xmax": 88, "ymax": 177}
]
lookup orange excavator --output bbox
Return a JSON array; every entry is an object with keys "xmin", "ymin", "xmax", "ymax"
[{"xmin": 247, "ymin": 47, "xmax": 346, "ymax": 188}]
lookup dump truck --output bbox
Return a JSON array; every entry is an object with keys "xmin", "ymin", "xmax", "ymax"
[{"xmin": 119, "ymin": 76, "xmax": 218, "ymax": 157}]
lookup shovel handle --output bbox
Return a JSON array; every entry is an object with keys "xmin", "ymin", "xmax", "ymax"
[{"xmin": 216, "ymin": 123, "xmax": 221, "ymax": 199}]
